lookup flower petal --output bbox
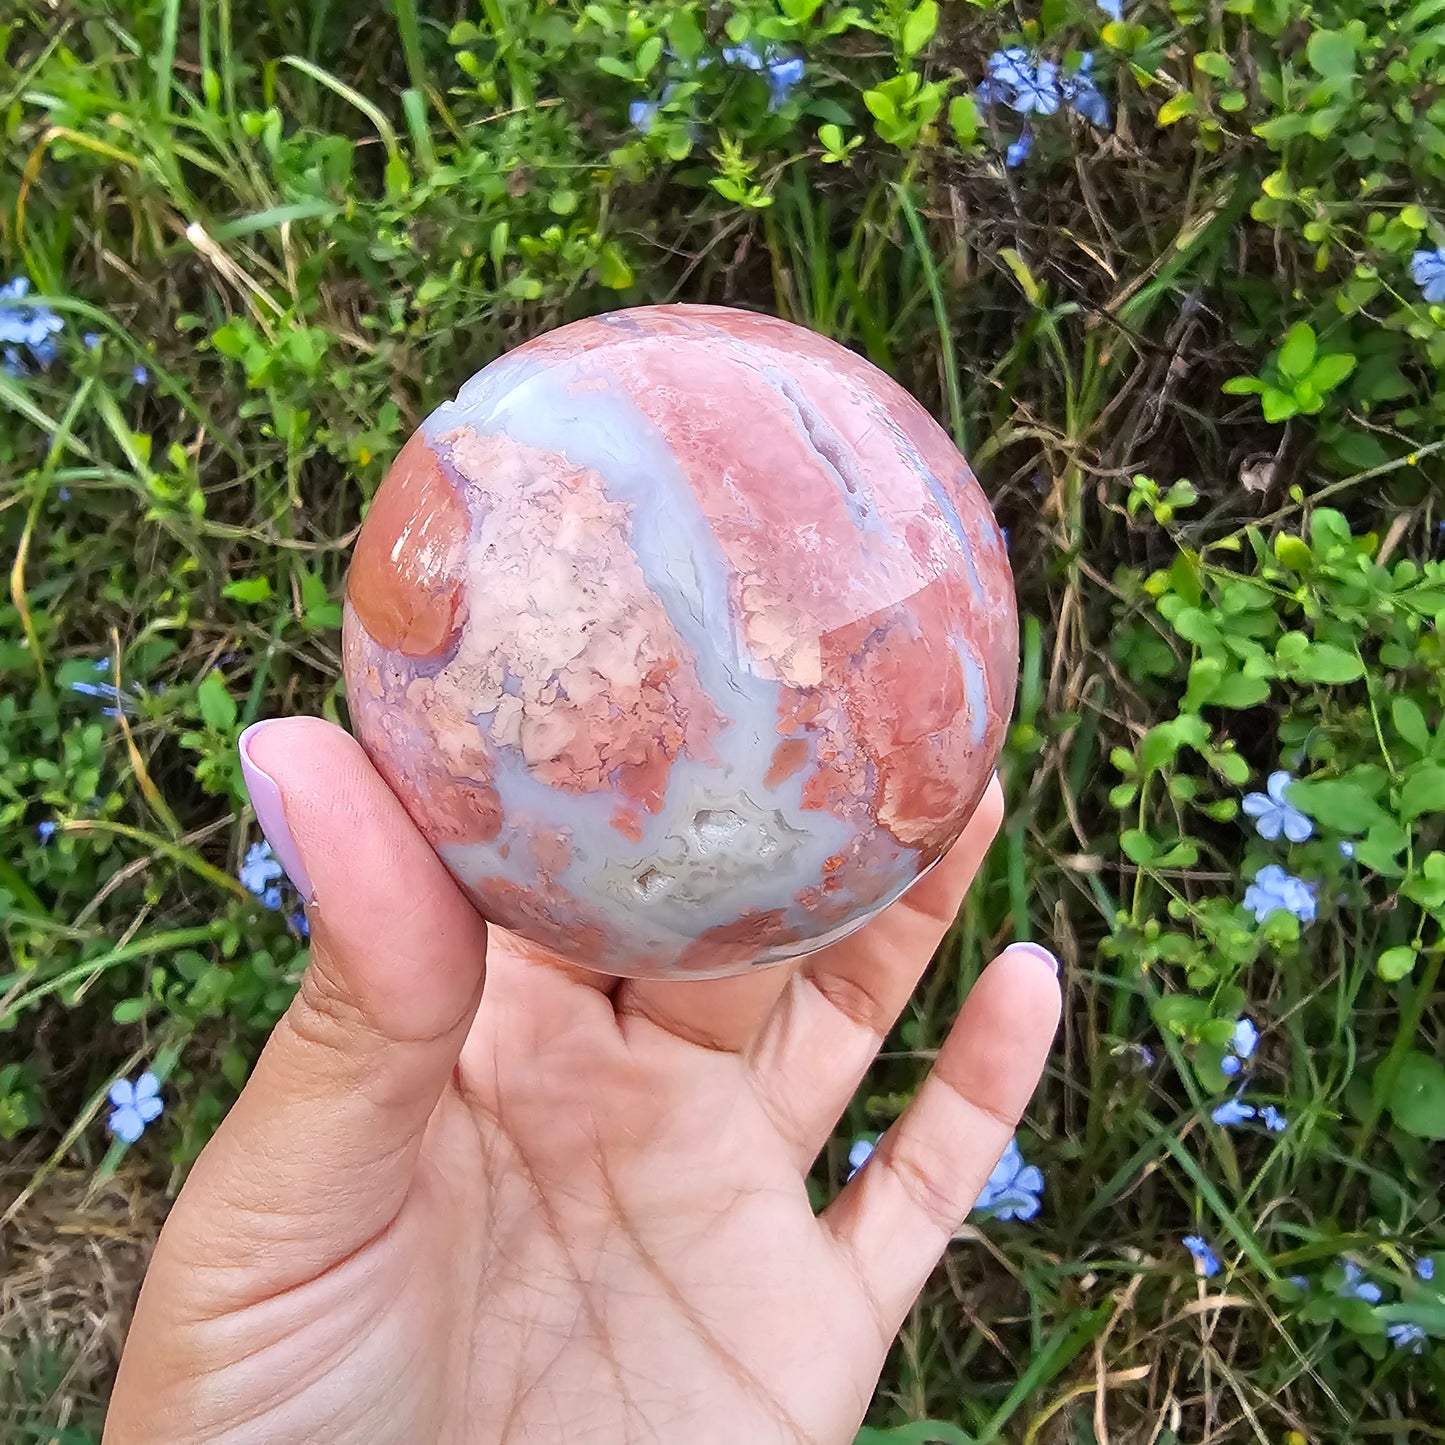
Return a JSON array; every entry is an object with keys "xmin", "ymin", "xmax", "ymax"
[{"xmin": 109, "ymin": 1107, "xmax": 144, "ymax": 1144}]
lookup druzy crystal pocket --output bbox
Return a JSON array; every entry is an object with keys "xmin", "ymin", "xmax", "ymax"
[{"xmin": 343, "ymin": 305, "xmax": 1017, "ymax": 979}]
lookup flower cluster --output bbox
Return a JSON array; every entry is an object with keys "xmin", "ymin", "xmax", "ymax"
[
  {"xmin": 70, "ymin": 658, "xmax": 150, "ymax": 719},
  {"xmin": 1211, "ymin": 1097, "xmax": 1287, "ymax": 1131},
  {"xmin": 1220, "ymin": 1016, "xmax": 1257, "ymax": 1077},
  {"xmin": 975, "ymin": 1136, "xmax": 1044, "ymax": 1221},
  {"xmin": 723, "ymin": 41, "xmax": 805, "ymax": 111},
  {"xmin": 1243, "ymin": 863, "xmax": 1316, "ymax": 923},
  {"xmin": 977, "ymin": 49, "xmax": 1111, "ymax": 168},
  {"xmin": 1211, "ymin": 1017, "xmax": 1288, "ymax": 1131},
  {"xmin": 844, "ymin": 1134, "xmax": 1044, "ymax": 1222},
  {"xmin": 0, "ymin": 277, "xmax": 64, "ymax": 375},
  {"xmin": 241, "ymin": 840, "xmax": 285, "ymax": 911},
  {"xmin": 239, "ymin": 840, "xmax": 310, "ymax": 937},
  {"xmin": 630, "ymin": 41, "xmax": 804, "ymax": 133},
  {"xmin": 1411, "ymin": 246, "xmax": 1445, "ymax": 303},
  {"xmin": 107, "ymin": 1071, "xmax": 163, "ymax": 1143}
]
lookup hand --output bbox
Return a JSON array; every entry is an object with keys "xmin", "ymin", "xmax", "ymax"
[{"xmin": 106, "ymin": 717, "xmax": 1059, "ymax": 1445}]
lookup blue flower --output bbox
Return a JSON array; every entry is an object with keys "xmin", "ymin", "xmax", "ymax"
[
  {"xmin": 1417, "ymin": 1256, "xmax": 1435, "ymax": 1282},
  {"xmin": 1411, "ymin": 247, "xmax": 1445, "ymax": 304},
  {"xmin": 722, "ymin": 41, "xmax": 766, "ymax": 71},
  {"xmin": 1183, "ymin": 1234, "xmax": 1221, "ymax": 1277},
  {"xmin": 289, "ymin": 908, "xmax": 311, "ymax": 940},
  {"xmin": 1339, "ymin": 840, "xmax": 1356, "ymax": 859},
  {"xmin": 240, "ymin": 840, "xmax": 284, "ymax": 900},
  {"xmin": 974, "ymin": 1136, "xmax": 1044, "ymax": 1221},
  {"xmin": 629, "ymin": 98, "xmax": 660, "ymax": 133},
  {"xmin": 107, "ymin": 1071, "xmax": 163, "ymax": 1143},
  {"xmin": 1097, "ymin": 0, "xmax": 1123, "ymax": 17},
  {"xmin": 1062, "ymin": 54, "xmax": 1112, "ymax": 128},
  {"xmin": 1006, "ymin": 128, "xmax": 1033, "ymax": 167},
  {"xmin": 132, "ymin": 364, "xmax": 149, "ymax": 384},
  {"xmin": 83, "ymin": 331, "xmax": 101, "ymax": 349},
  {"xmin": 1261, "ymin": 1104, "xmax": 1288, "ymax": 1132},
  {"xmin": 1338, "ymin": 1261, "xmax": 1382, "ymax": 1304},
  {"xmin": 69, "ymin": 671, "xmax": 142, "ymax": 717},
  {"xmin": 1244, "ymin": 864, "xmax": 1316, "ymax": 923},
  {"xmin": 1013, "ymin": 58, "xmax": 1061, "ymax": 115},
  {"xmin": 1242, "ymin": 770, "xmax": 1313, "ymax": 843},
  {"xmin": 766, "ymin": 54, "xmax": 805, "ymax": 110},
  {"xmin": 2, "ymin": 346, "xmax": 24, "ymax": 377},
  {"xmin": 1212, "ymin": 1098, "xmax": 1256, "ymax": 1127},
  {"xmin": 1387, "ymin": 1322, "xmax": 1427, "ymax": 1353},
  {"xmin": 261, "ymin": 884, "xmax": 283, "ymax": 911},
  {"xmin": 1220, "ymin": 1054, "xmax": 1242, "ymax": 1077},
  {"xmin": 37, "ymin": 820, "xmax": 56, "ymax": 843},
  {"xmin": 0, "ymin": 276, "xmax": 64, "ymax": 355},
  {"xmin": 1231, "ymin": 1017, "xmax": 1258, "ymax": 1059},
  {"xmin": 1069, "ymin": 79, "xmax": 1111, "ymax": 128},
  {"xmin": 987, "ymin": 47, "xmax": 1033, "ymax": 91},
  {"xmin": 847, "ymin": 1136, "xmax": 875, "ymax": 1179},
  {"xmin": 1288, "ymin": 1274, "xmax": 1310, "ymax": 1291}
]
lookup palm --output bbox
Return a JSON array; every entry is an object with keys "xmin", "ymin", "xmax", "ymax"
[{"xmin": 107, "ymin": 721, "xmax": 1058, "ymax": 1445}]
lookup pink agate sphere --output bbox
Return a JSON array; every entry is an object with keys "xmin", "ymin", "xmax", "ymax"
[{"xmin": 342, "ymin": 305, "xmax": 1017, "ymax": 980}]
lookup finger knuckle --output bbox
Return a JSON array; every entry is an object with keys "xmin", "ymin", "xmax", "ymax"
[{"xmin": 884, "ymin": 1134, "xmax": 968, "ymax": 1235}]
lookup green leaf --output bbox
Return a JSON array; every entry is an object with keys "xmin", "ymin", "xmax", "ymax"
[
  {"xmin": 222, "ymin": 576, "xmax": 273, "ymax": 605},
  {"xmin": 196, "ymin": 671, "xmax": 238, "ymax": 732},
  {"xmin": 1158, "ymin": 92, "xmax": 1197, "ymax": 124},
  {"xmin": 1280, "ymin": 639, "xmax": 1365, "ymax": 683},
  {"xmin": 1307, "ymin": 27, "xmax": 1357, "ymax": 78},
  {"xmin": 863, "ymin": 87, "xmax": 899, "ymax": 125},
  {"xmin": 596, "ymin": 241, "xmax": 634, "ymax": 290},
  {"xmin": 948, "ymin": 93, "xmax": 979, "ymax": 145},
  {"xmin": 1222, "ymin": 375, "xmax": 1264, "ymax": 395},
  {"xmin": 1400, "ymin": 762, "xmax": 1445, "ymax": 820},
  {"xmin": 1207, "ymin": 670, "xmax": 1273, "ymax": 709},
  {"xmin": 1386, "ymin": 1052, "xmax": 1445, "ymax": 1139},
  {"xmin": 1307, "ymin": 352, "xmax": 1357, "ymax": 393},
  {"xmin": 1169, "ymin": 606, "xmax": 1223, "ymax": 650},
  {"xmin": 900, "ymin": 0, "xmax": 939, "ymax": 57},
  {"xmin": 1377, "ymin": 945, "xmax": 1418, "ymax": 982},
  {"xmin": 854, "ymin": 1420, "xmax": 973, "ymax": 1444},
  {"xmin": 1277, "ymin": 322, "xmax": 1317, "ymax": 381},
  {"xmin": 1392, "ymin": 697, "xmax": 1432, "ymax": 753},
  {"xmin": 1274, "ymin": 535, "xmax": 1312, "ymax": 571},
  {"xmin": 111, "ymin": 997, "xmax": 149, "ymax": 1024},
  {"xmin": 298, "ymin": 569, "xmax": 343, "ymax": 630},
  {"xmin": 1261, "ymin": 386, "xmax": 1297, "ymax": 422},
  {"xmin": 1289, "ymin": 777, "xmax": 1391, "ymax": 832},
  {"xmin": 637, "ymin": 35, "xmax": 663, "ymax": 75},
  {"xmin": 1120, "ymin": 829, "xmax": 1156, "ymax": 864},
  {"xmin": 1404, "ymin": 851, "xmax": 1445, "ymax": 908}
]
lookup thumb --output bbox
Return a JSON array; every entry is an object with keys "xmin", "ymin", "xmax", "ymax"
[{"xmin": 159, "ymin": 716, "xmax": 488, "ymax": 1306}]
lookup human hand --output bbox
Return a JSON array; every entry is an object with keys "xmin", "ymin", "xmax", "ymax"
[{"xmin": 105, "ymin": 717, "xmax": 1059, "ymax": 1445}]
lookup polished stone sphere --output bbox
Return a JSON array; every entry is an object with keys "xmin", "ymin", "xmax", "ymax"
[{"xmin": 342, "ymin": 305, "xmax": 1017, "ymax": 979}]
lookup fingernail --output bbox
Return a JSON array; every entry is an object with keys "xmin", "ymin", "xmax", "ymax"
[
  {"xmin": 1011, "ymin": 941, "xmax": 1060, "ymax": 975},
  {"xmin": 239, "ymin": 721, "xmax": 315, "ymax": 904}
]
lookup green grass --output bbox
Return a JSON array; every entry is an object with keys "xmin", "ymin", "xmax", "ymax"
[{"xmin": 4, "ymin": 0, "xmax": 1445, "ymax": 1440}]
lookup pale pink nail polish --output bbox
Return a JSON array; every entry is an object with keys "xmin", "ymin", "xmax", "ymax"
[
  {"xmin": 1012, "ymin": 941, "xmax": 1060, "ymax": 975},
  {"xmin": 238, "ymin": 721, "xmax": 315, "ymax": 904}
]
